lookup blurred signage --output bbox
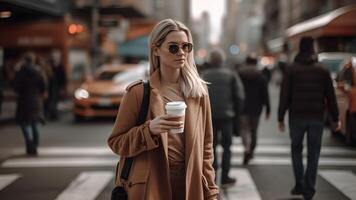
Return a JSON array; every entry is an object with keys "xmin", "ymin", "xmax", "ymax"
[
  {"xmin": 99, "ymin": 20, "xmax": 119, "ymax": 27},
  {"xmin": 108, "ymin": 28, "xmax": 126, "ymax": 43},
  {"xmin": 17, "ymin": 37, "xmax": 53, "ymax": 46}
]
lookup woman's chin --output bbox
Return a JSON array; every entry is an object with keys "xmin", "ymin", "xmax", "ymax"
[{"xmin": 171, "ymin": 64, "xmax": 184, "ymax": 69}]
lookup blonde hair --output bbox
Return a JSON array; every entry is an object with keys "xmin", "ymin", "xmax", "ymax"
[{"xmin": 148, "ymin": 19, "xmax": 207, "ymax": 98}]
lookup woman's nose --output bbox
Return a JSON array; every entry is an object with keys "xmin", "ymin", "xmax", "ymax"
[{"xmin": 177, "ymin": 47, "xmax": 185, "ymax": 55}]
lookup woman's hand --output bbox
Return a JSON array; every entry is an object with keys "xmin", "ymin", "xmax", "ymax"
[{"xmin": 149, "ymin": 114, "xmax": 184, "ymax": 135}]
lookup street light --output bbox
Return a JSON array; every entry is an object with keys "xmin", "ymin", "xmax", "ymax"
[{"xmin": 0, "ymin": 11, "xmax": 11, "ymax": 18}]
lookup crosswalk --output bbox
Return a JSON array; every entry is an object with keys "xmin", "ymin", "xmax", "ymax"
[
  {"xmin": 319, "ymin": 170, "xmax": 356, "ymax": 200},
  {"xmin": 0, "ymin": 138, "xmax": 355, "ymax": 200},
  {"xmin": 55, "ymin": 171, "xmax": 113, "ymax": 200},
  {"xmin": 0, "ymin": 174, "xmax": 21, "ymax": 191},
  {"xmin": 3, "ymin": 137, "xmax": 356, "ymax": 168}
]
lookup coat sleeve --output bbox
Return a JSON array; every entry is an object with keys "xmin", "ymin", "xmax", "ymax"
[
  {"xmin": 233, "ymin": 72, "xmax": 245, "ymax": 112},
  {"xmin": 278, "ymin": 68, "xmax": 291, "ymax": 122},
  {"xmin": 13, "ymin": 72, "xmax": 21, "ymax": 93},
  {"xmin": 107, "ymin": 84, "xmax": 159, "ymax": 157},
  {"xmin": 202, "ymin": 94, "xmax": 219, "ymax": 199},
  {"xmin": 261, "ymin": 76, "xmax": 271, "ymax": 115},
  {"xmin": 36, "ymin": 70, "xmax": 46, "ymax": 94}
]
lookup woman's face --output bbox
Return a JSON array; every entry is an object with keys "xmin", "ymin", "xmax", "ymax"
[{"xmin": 155, "ymin": 30, "xmax": 191, "ymax": 70}]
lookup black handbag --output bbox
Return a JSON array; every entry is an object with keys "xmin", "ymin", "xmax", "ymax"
[{"xmin": 111, "ymin": 80, "xmax": 150, "ymax": 200}]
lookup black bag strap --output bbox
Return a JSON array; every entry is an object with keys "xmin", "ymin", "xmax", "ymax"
[{"xmin": 120, "ymin": 80, "xmax": 150, "ymax": 181}]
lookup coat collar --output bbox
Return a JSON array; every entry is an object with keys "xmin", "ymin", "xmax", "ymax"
[{"xmin": 148, "ymin": 69, "xmax": 201, "ymax": 167}]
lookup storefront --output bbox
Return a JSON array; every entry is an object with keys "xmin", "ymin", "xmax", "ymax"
[
  {"xmin": 286, "ymin": 5, "xmax": 356, "ymax": 55},
  {"xmin": 0, "ymin": 19, "xmax": 90, "ymax": 100}
]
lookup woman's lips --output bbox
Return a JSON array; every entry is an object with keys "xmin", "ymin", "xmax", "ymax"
[{"xmin": 175, "ymin": 59, "xmax": 185, "ymax": 63}]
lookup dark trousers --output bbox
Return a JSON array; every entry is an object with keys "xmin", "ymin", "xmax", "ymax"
[
  {"xmin": 289, "ymin": 118, "xmax": 324, "ymax": 199},
  {"xmin": 20, "ymin": 121, "xmax": 39, "ymax": 154},
  {"xmin": 239, "ymin": 115, "xmax": 260, "ymax": 156},
  {"xmin": 212, "ymin": 118, "xmax": 233, "ymax": 180}
]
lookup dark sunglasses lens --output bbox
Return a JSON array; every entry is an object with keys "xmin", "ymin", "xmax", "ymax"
[
  {"xmin": 168, "ymin": 44, "xmax": 179, "ymax": 54},
  {"xmin": 182, "ymin": 43, "xmax": 192, "ymax": 52}
]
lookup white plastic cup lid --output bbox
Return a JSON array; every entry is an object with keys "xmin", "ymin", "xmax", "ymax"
[{"xmin": 165, "ymin": 101, "xmax": 187, "ymax": 110}]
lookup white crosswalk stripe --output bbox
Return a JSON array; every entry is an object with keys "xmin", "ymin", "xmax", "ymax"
[
  {"xmin": 230, "ymin": 156, "xmax": 356, "ymax": 166},
  {"xmin": 319, "ymin": 170, "xmax": 356, "ymax": 200},
  {"xmin": 0, "ymin": 174, "xmax": 21, "ymax": 191},
  {"xmin": 8, "ymin": 144, "xmax": 355, "ymax": 156},
  {"xmin": 220, "ymin": 168, "xmax": 262, "ymax": 200},
  {"xmin": 3, "ymin": 142, "xmax": 356, "ymax": 168},
  {"xmin": 3, "ymin": 155, "xmax": 356, "ymax": 168},
  {"xmin": 55, "ymin": 171, "xmax": 113, "ymax": 200},
  {"xmin": 1, "ymin": 157, "xmax": 117, "ymax": 168}
]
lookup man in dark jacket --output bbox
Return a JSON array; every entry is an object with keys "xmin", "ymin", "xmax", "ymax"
[
  {"xmin": 278, "ymin": 37, "xmax": 340, "ymax": 200},
  {"xmin": 202, "ymin": 48, "xmax": 244, "ymax": 188},
  {"xmin": 14, "ymin": 52, "xmax": 46, "ymax": 155},
  {"xmin": 238, "ymin": 55, "xmax": 270, "ymax": 165}
]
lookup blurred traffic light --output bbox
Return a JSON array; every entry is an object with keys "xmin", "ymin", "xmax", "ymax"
[{"xmin": 68, "ymin": 24, "xmax": 85, "ymax": 35}]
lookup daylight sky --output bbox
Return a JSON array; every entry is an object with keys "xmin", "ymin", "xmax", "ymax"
[{"xmin": 191, "ymin": 0, "xmax": 225, "ymax": 44}]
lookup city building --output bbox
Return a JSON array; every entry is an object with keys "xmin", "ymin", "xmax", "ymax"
[
  {"xmin": 263, "ymin": 0, "xmax": 356, "ymax": 56},
  {"xmin": 221, "ymin": 0, "xmax": 266, "ymax": 63}
]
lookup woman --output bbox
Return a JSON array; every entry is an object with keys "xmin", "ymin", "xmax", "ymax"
[{"xmin": 108, "ymin": 19, "xmax": 218, "ymax": 200}]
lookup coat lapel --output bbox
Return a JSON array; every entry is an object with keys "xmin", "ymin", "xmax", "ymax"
[{"xmin": 184, "ymin": 96, "xmax": 201, "ymax": 168}]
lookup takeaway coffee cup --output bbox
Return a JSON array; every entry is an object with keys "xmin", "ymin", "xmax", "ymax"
[{"xmin": 165, "ymin": 101, "xmax": 187, "ymax": 134}]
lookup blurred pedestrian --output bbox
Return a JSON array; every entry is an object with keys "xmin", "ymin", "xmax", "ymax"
[
  {"xmin": 261, "ymin": 66, "xmax": 272, "ymax": 83},
  {"xmin": 202, "ymin": 48, "xmax": 244, "ymax": 188},
  {"xmin": 198, "ymin": 61, "xmax": 213, "ymax": 74},
  {"xmin": 278, "ymin": 37, "xmax": 340, "ymax": 200},
  {"xmin": 238, "ymin": 55, "xmax": 270, "ymax": 165},
  {"xmin": 46, "ymin": 56, "xmax": 66, "ymax": 120},
  {"xmin": 336, "ymin": 57, "xmax": 354, "ymax": 86},
  {"xmin": 38, "ymin": 56, "xmax": 53, "ymax": 120},
  {"xmin": 13, "ymin": 52, "xmax": 46, "ymax": 155},
  {"xmin": 108, "ymin": 19, "xmax": 219, "ymax": 200}
]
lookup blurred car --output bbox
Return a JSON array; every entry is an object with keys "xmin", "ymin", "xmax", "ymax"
[
  {"xmin": 73, "ymin": 63, "xmax": 148, "ymax": 120},
  {"xmin": 333, "ymin": 57, "xmax": 356, "ymax": 145},
  {"xmin": 318, "ymin": 52, "xmax": 356, "ymax": 79}
]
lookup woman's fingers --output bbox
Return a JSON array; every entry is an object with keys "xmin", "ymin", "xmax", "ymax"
[
  {"xmin": 162, "ymin": 123, "xmax": 184, "ymax": 129},
  {"xmin": 161, "ymin": 114, "xmax": 182, "ymax": 120},
  {"xmin": 160, "ymin": 119, "xmax": 183, "ymax": 127},
  {"xmin": 149, "ymin": 114, "xmax": 184, "ymax": 135}
]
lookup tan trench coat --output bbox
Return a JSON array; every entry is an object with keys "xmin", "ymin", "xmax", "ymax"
[{"xmin": 108, "ymin": 70, "xmax": 219, "ymax": 200}]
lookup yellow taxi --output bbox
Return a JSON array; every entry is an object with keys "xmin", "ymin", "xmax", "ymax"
[{"xmin": 73, "ymin": 63, "xmax": 148, "ymax": 120}]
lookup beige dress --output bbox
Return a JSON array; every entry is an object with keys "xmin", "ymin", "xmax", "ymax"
[{"xmin": 160, "ymin": 82, "xmax": 186, "ymax": 200}]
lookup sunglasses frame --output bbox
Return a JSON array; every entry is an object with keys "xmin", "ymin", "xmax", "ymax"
[
  {"xmin": 167, "ymin": 42, "xmax": 193, "ymax": 54},
  {"xmin": 153, "ymin": 42, "xmax": 193, "ymax": 55}
]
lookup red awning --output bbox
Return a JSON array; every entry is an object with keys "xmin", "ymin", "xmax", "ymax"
[{"xmin": 287, "ymin": 5, "xmax": 356, "ymax": 38}]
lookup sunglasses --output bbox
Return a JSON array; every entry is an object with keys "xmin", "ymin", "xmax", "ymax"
[{"xmin": 167, "ymin": 42, "xmax": 193, "ymax": 54}]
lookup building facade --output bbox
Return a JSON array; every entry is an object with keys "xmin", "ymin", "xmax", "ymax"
[{"xmin": 263, "ymin": 0, "xmax": 356, "ymax": 55}]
